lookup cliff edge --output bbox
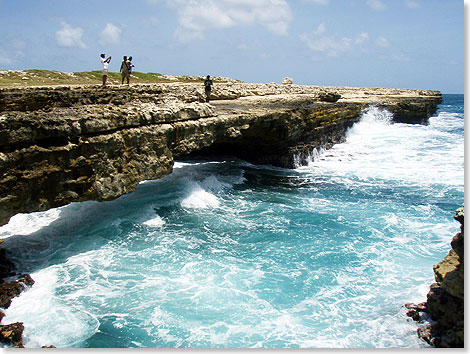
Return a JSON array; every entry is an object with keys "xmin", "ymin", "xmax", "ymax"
[{"xmin": 0, "ymin": 83, "xmax": 442, "ymax": 226}]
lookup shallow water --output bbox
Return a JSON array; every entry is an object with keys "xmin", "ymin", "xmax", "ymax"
[{"xmin": 0, "ymin": 95, "xmax": 464, "ymax": 348}]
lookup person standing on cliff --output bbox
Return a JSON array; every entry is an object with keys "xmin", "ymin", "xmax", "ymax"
[
  {"xmin": 128, "ymin": 56, "xmax": 135, "ymax": 84},
  {"xmin": 128, "ymin": 56, "xmax": 135, "ymax": 73},
  {"xmin": 204, "ymin": 75, "xmax": 213, "ymax": 102},
  {"xmin": 100, "ymin": 53, "xmax": 111, "ymax": 87},
  {"xmin": 120, "ymin": 56, "xmax": 130, "ymax": 85}
]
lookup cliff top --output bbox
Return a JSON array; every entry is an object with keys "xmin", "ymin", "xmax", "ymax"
[
  {"xmin": 0, "ymin": 69, "xmax": 241, "ymax": 87},
  {"xmin": 0, "ymin": 70, "xmax": 441, "ymax": 101}
]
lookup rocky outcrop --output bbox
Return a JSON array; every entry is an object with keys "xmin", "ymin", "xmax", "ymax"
[
  {"xmin": 406, "ymin": 205, "xmax": 464, "ymax": 347},
  {"xmin": 0, "ymin": 241, "xmax": 35, "ymax": 348},
  {"xmin": 0, "ymin": 83, "xmax": 441, "ymax": 226},
  {"xmin": 0, "ymin": 322, "xmax": 25, "ymax": 348},
  {"xmin": 282, "ymin": 77, "xmax": 293, "ymax": 85}
]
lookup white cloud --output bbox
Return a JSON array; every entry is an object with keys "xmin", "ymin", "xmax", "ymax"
[
  {"xmin": 405, "ymin": 0, "xmax": 420, "ymax": 9},
  {"xmin": 56, "ymin": 22, "xmax": 87, "ymax": 48},
  {"xmin": 302, "ymin": 0, "xmax": 330, "ymax": 5},
  {"xmin": 377, "ymin": 36, "xmax": 390, "ymax": 47},
  {"xmin": 356, "ymin": 32, "xmax": 369, "ymax": 44},
  {"xmin": 367, "ymin": 0, "xmax": 387, "ymax": 11},
  {"xmin": 165, "ymin": 0, "xmax": 292, "ymax": 41},
  {"xmin": 100, "ymin": 23, "xmax": 122, "ymax": 45},
  {"xmin": 300, "ymin": 23, "xmax": 369, "ymax": 57}
]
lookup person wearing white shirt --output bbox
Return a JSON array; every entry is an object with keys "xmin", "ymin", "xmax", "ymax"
[{"xmin": 100, "ymin": 53, "xmax": 112, "ymax": 86}]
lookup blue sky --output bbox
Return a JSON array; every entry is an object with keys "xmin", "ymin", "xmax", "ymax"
[{"xmin": 0, "ymin": 0, "xmax": 464, "ymax": 93}]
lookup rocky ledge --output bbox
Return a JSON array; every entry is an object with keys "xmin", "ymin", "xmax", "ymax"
[
  {"xmin": 0, "ymin": 82, "xmax": 441, "ymax": 227},
  {"xmin": 406, "ymin": 205, "xmax": 464, "ymax": 347}
]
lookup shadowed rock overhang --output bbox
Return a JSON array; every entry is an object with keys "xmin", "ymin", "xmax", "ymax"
[{"xmin": 0, "ymin": 83, "xmax": 442, "ymax": 226}]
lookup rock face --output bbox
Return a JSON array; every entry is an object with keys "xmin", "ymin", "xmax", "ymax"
[
  {"xmin": 0, "ymin": 82, "xmax": 441, "ymax": 226},
  {"xmin": 406, "ymin": 205, "xmax": 464, "ymax": 347},
  {"xmin": 0, "ymin": 243, "xmax": 35, "ymax": 348}
]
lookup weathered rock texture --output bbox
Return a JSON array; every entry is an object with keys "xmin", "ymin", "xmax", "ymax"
[
  {"xmin": 0, "ymin": 82, "xmax": 441, "ymax": 226},
  {"xmin": 0, "ymin": 242, "xmax": 35, "ymax": 348},
  {"xmin": 406, "ymin": 205, "xmax": 464, "ymax": 347}
]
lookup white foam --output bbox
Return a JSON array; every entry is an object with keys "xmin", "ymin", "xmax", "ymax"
[
  {"xmin": 0, "ymin": 208, "xmax": 63, "ymax": 238},
  {"xmin": 296, "ymin": 106, "xmax": 464, "ymax": 189},
  {"xmin": 143, "ymin": 215, "xmax": 165, "ymax": 227},
  {"xmin": 2, "ymin": 267, "xmax": 100, "ymax": 348},
  {"xmin": 181, "ymin": 186, "xmax": 220, "ymax": 209}
]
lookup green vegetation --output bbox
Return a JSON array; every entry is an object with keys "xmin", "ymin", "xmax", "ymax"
[{"xmin": 0, "ymin": 69, "xmax": 219, "ymax": 87}]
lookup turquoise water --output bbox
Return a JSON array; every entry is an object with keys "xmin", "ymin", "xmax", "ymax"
[{"xmin": 0, "ymin": 95, "xmax": 464, "ymax": 348}]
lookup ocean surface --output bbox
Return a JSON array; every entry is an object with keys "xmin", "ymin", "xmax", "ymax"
[{"xmin": 0, "ymin": 94, "xmax": 464, "ymax": 348}]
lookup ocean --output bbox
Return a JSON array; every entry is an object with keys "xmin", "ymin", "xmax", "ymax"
[{"xmin": 0, "ymin": 94, "xmax": 464, "ymax": 348}]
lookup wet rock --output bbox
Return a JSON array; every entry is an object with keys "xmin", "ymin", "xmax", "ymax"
[
  {"xmin": 407, "ymin": 205, "xmax": 464, "ymax": 348},
  {"xmin": 0, "ymin": 248, "xmax": 15, "ymax": 280},
  {"xmin": 0, "ymin": 273, "xmax": 35, "ymax": 309},
  {"xmin": 0, "ymin": 322, "xmax": 25, "ymax": 348},
  {"xmin": 405, "ymin": 302, "xmax": 427, "ymax": 321}
]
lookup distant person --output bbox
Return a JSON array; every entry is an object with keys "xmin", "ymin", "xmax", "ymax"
[
  {"xmin": 100, "ymin": 53, "xmax": 111, "ymax": 86},
  {"xmin": 128, "ymin": 56, "xmax": 135, "ymax": 84},
  {"xmin": 128, "ymin": 56, "xmax": 135, "ymax": 73},
  {"xmin": 120, "ymin": 56, "xmax": 130, "ymax": 85},
  {"xmin": 204, "ymin": 75, "xmax": 213, "ymax": 102}
]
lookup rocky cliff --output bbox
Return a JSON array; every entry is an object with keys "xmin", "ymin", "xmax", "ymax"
[
  {"xmin": 406, "ymin": 205, "xmax": 464, "ymax": 347},
  {"xmin": 0, "ymin": 83, "xmax": 441, "ymax": 226}
]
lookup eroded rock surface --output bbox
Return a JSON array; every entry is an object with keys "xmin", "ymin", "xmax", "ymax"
[{"xmin": 0, "ymin": 83, "xmax": 441, "ymax": 226}]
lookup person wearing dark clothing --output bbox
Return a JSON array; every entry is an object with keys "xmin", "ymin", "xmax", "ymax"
[
  {"xmin": 120, "ymin": 56, "xmax": 130, "ymax": 85},
  {"xmin": 128, "ymin": 56, "xmax": 135, "ymax": 73},
  {"xmin": 204, "ymin": 75, "xmax": 213, "ymax": 102}
]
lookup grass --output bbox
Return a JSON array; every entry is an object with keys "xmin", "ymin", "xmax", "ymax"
[{"xmin": 0, "ymin": 69, "xmax": 232, "ymax": 87}]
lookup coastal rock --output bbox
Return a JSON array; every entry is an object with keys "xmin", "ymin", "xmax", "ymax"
[
  {"xmin": 281, "ymin": 77, "xmax": 293, "ymax": 85},
  {"xmin": 0, "ymin": 273, "xmax": 35, "ymax": 309},
  {"xmin": 0, "ymin": 241, "xmax": 36, "ymax": 348},
  {"xmin": 407, "ymin": 205, "xmax": 464, "ymax": 348},
  {"xmin": 0, "ymin": 248, "xmax": 15, "ymax": 280},
  {"xmin": 316, "ymin": 90, "xmax": 341, "ymax": 103},
  {"xmin": 0, "ymin": 83, "xmax": 441, "ymax": 226},
  {"xmin": 0, "ymin": 322, "xmax": 25, "ymax": 348}
]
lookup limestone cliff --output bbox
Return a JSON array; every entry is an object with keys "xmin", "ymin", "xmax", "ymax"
[{"xmin": 0, "ymin": 83, "xmax": 441, "ymax": 226}]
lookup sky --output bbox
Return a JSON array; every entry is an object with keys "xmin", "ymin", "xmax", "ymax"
[{"xmin": 0, "ymin": 0, "xmax": 464, "ymax": 93}]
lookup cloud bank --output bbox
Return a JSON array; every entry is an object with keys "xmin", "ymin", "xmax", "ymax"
[
  {"xmin": 56, "ymin": 22, "xmax": 87, "ymax": 48},
  {"xmin": 100, "ymin": 23, "xmax": 122, "ymax": 45},
  {"xmin": 165, "ymin": 0, "xmax": 293, "ymax": 42},
  {"xmin": 300, "ymin": 23, "xmax": 371, "ymax": 57},
  {"xmin": 367, "ymin": 0, "xmax": 387, "ymax": 11}
]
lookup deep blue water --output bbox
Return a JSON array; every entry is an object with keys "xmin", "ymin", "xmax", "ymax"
[{"xmin": 0, "ymin": 94, "xmax": 464, "ymax": 348}]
